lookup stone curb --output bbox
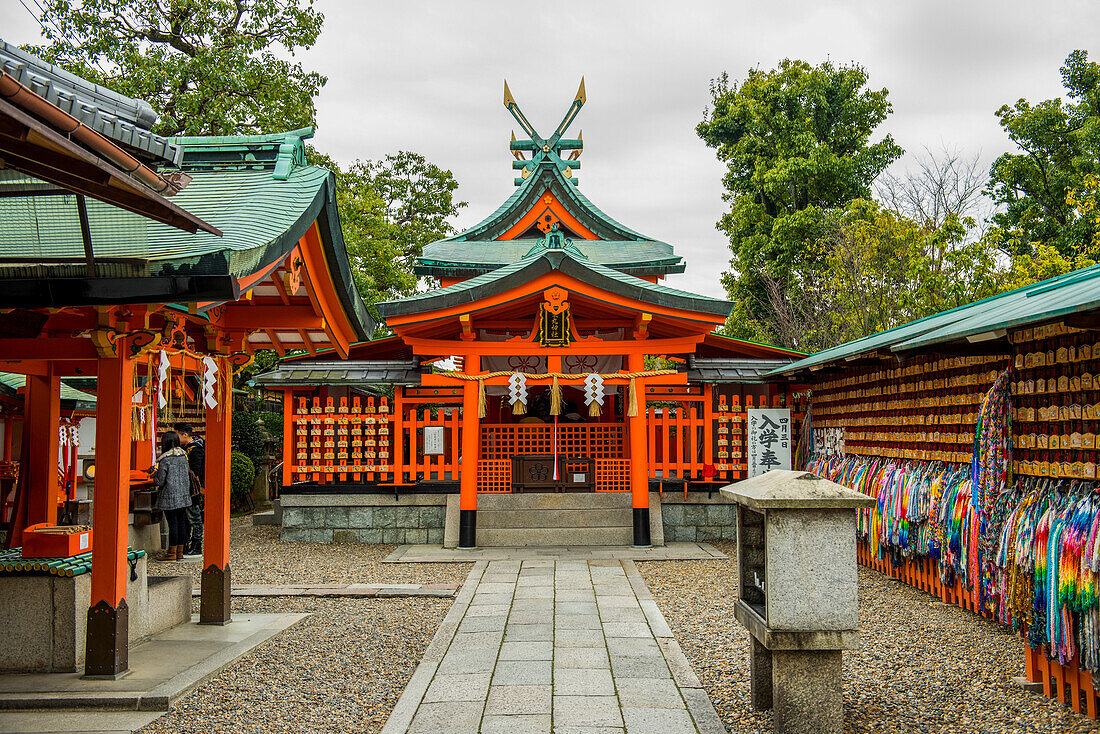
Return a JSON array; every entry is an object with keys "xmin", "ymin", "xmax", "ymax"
[
  {"xmin": 0, "ymin": 613, "xmax": 309, "ymax": 712},
  {"xmin": 382, "ymin": 542, "xmax": 728, "ymax": 563},
  {"xmin": 189, "ymin": 584, "xmax": 459, "ymax": 599},
  {"xmin": 380, "ymin": 561, "xmax": 487, "ymax": 734},
  {"xmin": 621, "ymin": 560, "xmax": 725, "ymax": 733}
]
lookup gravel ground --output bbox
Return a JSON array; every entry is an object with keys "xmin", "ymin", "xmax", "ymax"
[
  {"xmin": 138, "ymin": 595, "xmax": 450, "ymax": 734},
  {"xmin": 147, "ymin": 515, "xmax": 471, "ymax": 586},
  {"xmin": 139, "ymin": 515, "xmax": 469, "ymax": 733},
  {"xmin": 640, "ymin": 540, "xmax": 1100, "ymax": 734}
]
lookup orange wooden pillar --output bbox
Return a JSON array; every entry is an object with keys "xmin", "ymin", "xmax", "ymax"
[
  {"xmin": 393, "ymin": 387, "xmax": 405, "ymax": 485},
  {"xmin": 25, "ymin": 364, "xmax": 61, "ymax": 526},
  {"xmin": 459, "ymin": 357, "xmax": 480, "ymax": 548},
  {"xmin": 201, "ymin": 356, "xmax": 232, "ymax": 624},
  {"xmin": 627, "ymin": 352, "xmax": 650, "ymax": 546},
  {"xmin": 85, "ymin": 341, "xmax": 134, "ymax": 677},
  {"xmin": 281, "ymin": 388, "xmax": 293, "ymax": 488}
]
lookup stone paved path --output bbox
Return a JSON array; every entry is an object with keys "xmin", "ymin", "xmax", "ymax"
[{"xmin": 381, "ymin": 558, "xmax": 724, "ymax": 734}]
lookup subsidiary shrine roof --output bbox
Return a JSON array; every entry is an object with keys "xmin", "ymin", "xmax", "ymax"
[
  {"xmin": 771, "ymin": 261, "xmax": 1100, "ymax": 377},
  {"xmin": 415, "ymin": 80, "xmax": 686, "ymax": 279},
  {"xmin": 0, "ymin": 40, "xmax": 372, "ymax": 352},
  {"xmin": 0, "ymin": 124, "xmax": 374, "ymax": 347},
  {"xmin": 383, "ymin": 247, "xmax": 731, "ymax": 322}
]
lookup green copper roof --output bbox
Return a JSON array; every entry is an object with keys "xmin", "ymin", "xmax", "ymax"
[
  {"xmin": 0, "ymin": 128, "xmax": 373, "ymax": 336},
  {"xmin": 381, "ymin": 247, "xmax": 732, "ymax": 320},
  {"xmin": 418, "ymin": 82, "xmax": 686, "ymax": 279},
  {"xmin": 770, "ymin": 262, "xmax": 1100, "ymax": 377},
  {"xmin": 417, "ymin": 162, "xmax": 685, "ymax": 278},
  {"xmin": 0, "ymin": 165, "xmax": 329, "ymax": 272},
  {"xmin": 0, "ymin": 372, "xmax": 96, "ymax": 409}
]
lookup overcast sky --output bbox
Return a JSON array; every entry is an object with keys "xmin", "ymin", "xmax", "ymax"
[{"xmin": 5, "ymin": 0, "xmax": 1098, "ymax": 298}]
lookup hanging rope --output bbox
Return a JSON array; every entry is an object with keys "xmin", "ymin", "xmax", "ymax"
[{"xmin": 443, "ymin": 369, "xmax": 678, "ymax": 418}]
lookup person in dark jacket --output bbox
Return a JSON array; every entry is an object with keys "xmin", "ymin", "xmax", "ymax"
[
  {"xmin": 175, "ymin": 422, "xmax": 204, "ymax": 556},
  {"xmin": 153, "ymin": 431, "xmax": 191, "ymax": 561}
]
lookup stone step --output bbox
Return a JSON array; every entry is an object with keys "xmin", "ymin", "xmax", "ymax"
[
  {"xmin": 477, "ymin": 507, "xmax": 631, "ymax": 529},
  {"xmin": 476, "ymin": 492, "xmax": 633, "ymax": 511},
  {"xmin": 443, "ymin": 492, "xmax": 663, "ymax": 548},
  {"xmin": 252, "ymin": 511, "xmax": 277, "ymax": 526},
  {"xmin": 475, "ymin": 526, "xmax": 634, "ymax": 547},
  {"xmin": 470, "ymin": 493, "xmax": 634, "ymax": 546}
]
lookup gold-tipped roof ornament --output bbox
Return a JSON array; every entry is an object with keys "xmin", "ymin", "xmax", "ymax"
[{"xmin": 503, "ymin": 78, "xmax": 586, "ymax": 186}]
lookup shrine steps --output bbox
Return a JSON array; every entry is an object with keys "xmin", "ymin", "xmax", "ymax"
[{"xmin": 449, "ymin": 493, "xmax": 658, "ymax": 547}]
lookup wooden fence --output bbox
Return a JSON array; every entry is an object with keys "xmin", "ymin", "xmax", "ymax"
[{"xmin": 286, "ymin": 390, "xmax": 805, "ymax": 493}]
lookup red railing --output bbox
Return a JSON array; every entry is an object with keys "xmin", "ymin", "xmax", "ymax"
[{"xmin": 393, "ymin": 407, "xmax": 462, "ymax": 483}]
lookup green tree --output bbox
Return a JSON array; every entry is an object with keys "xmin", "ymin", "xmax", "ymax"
[
  {"xmin": 27, "ymin": 0, "xmax": 326, "ymax": 136},
  {"xmin": 309, "ymin": 150, "xmax": 466, "ymax": 320},
  {"xmin": 697, "ymin": 59, "xmax": 903, "ymax": 344},
  {"xmin": 818, "ymin": 200, "xmax": 1004, "ymax": 345},
  {"xmin": 987, "ymin": 50, "xmax": 1100, "ymax": 259}
]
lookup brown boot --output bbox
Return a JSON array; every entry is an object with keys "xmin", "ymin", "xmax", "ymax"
[
  {"xmin": 171, "ymin": 544, "xmax": 184, "ymax": 560},
  {"xmin": 156, "ymin": 545, "xmax": 175, "ymax": 561}
]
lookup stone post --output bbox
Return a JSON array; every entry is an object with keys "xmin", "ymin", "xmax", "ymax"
[{"xmin": 721, "ymin": 470, "xmax": 875, "ymax": 734}]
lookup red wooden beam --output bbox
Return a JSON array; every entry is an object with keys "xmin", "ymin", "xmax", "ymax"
[
  {"xmin": 420, "ymin": 372, "xmax": 689, "ymax": 387},
  {"xmin": 263, "ymin": 330, "xmax": 287, "ymax": 358},
  {"xmin": 0, "ymin": 338, "xmax": 98, "ymax": 360},
  {"xmin": 298, "ymin": 223, "xmax": 353, "ymax": 358},
  {"xmin": 219, "ymin": 305, "xmax": 323, "ymax": 331},
  {"xmin": 298, "ymin": 330, "xmax": 317, "ymax": 356},
  {"xmin": 402, "ymin": 335, "xmax": 704, "ymax": 356},
  {"xmin": 270, "ymin": 269, "xmax": 291, "ymax": 305}
]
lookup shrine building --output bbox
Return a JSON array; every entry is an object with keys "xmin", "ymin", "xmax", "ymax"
[
  {"xmin": 0, "ymin": 39, "xmax": 371, "ymax": 677},
  {"xmin": 258, "ymin": 82, "xmax": 808, "ymax": 548}
]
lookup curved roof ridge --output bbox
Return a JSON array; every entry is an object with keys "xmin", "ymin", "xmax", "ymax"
[
  {"xmin": 381, "ymin": 248, "xmax": 731, "ymax": 320},
  {"xmin": 418, "ymin": 161, "xmax": 684, "ymax": 277}
]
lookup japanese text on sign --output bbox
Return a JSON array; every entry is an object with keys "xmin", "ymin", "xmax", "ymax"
[
  {"xmin": 746, "ymin": 408, "xmax": 792, "ymax": 478},
  {"xmin": 423, "ymin": 426, "xmax": 445, "ymax": 455}
]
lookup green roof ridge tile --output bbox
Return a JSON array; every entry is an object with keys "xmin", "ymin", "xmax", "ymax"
[{"xmin": 771, "ymin": 261, "xmax": 1100, "ymax": 375}]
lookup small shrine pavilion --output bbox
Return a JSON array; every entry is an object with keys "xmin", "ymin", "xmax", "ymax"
[
  {"xmin": 259, "ymin": 82, "xmax": 807, "ymax": 548},
  {"xmin": 0, "ymin": 40, "xmax": 371, "ymax": 676}
]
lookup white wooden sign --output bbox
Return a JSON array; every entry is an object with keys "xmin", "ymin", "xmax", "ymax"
[
  {"xmin": 746, "ymin": 408, "xmax": 792, "ymax": 478},
  {"xmin": 423, "ymin": 426, "xmax": 445, "ymax": 455}
]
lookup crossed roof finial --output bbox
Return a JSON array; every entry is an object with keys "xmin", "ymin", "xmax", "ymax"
[{"xmin": 503, "ymin": 78, "xmax": 585, "ymax": 186}]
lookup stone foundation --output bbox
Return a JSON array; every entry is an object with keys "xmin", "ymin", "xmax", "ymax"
[
  {"xmin": 280, "ymin": 493, "xmax": 447, "ymax": 545},
  {"xmin": 280, "ymin": 491, "xmax": 735, "ymax": 546},
  {"xmin": 0, "ymin": 557, "xmax": 191, "ymax": 673},
  {"xmin": 660, "ymin": 492, "xmax": 738, "ymax": 543}
]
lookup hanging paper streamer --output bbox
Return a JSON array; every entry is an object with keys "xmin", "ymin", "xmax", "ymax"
[
  {"xmin": 202, "ymin": 356, "xmax": 219, "ymax": 410},
  {"xmin": 583, "ymin": 373, "xmax": 605, "ymax": 417},
  {"xmin": 508, "ymin": 373, "xmax": 528, "ymax": 415},
  {"xmin": 157, "ymin": 350, "xmax": 170, "ymax": 409}
]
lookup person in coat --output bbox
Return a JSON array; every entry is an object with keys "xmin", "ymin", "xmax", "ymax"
[
  {"xmin": 175, "ymin": 422, "xmax": 204, "ymax": 557},
  {"xmin": 153, "ymin": 430, "xmax": 192, "ymax": 561}
]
